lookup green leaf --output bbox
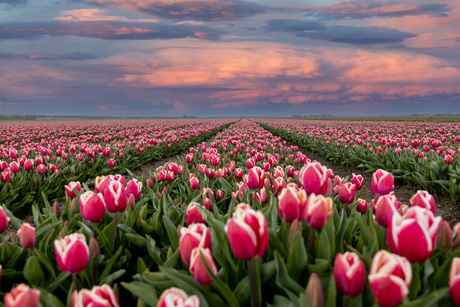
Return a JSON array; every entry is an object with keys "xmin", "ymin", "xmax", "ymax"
[
  {"xmin": 400, "ymin": 288, "xmax": 449, "ymax": 307},
  {"xmin": 45, "ymin": 272, "xmax": 71, "ymax": 292},
  {"xmin": 287, "ymin": 232, "xmax": 307, "ymax": 280},
  {"xmin": 24, "ymin": 255, "xmax": 45, "ymax": 285},
  {"xmin": 274, "ymin": 251, "xmax": 304, "ymax": 299},
  {"xmin": 126, "ymin": 233, "xmax": 147, "ymax": 248},
  {"xmin": 122, "ymin": 282, "xmax": 158, "ymax": 307},
  {"xmin": 162, "ymin": 215, "xmax": 179, "ymax": 250},
  {"xmin": 99, "ymin": 246, "xmax": 123, "ymax": 282},
  {"xmin": 37, "ymin": 287, "xmax": 65, "ymax": 307},
  {"xmin": 100, "ymin": 269, "xmax": 126, "ymax": 285}
]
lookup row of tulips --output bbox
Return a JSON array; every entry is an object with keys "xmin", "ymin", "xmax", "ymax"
[
  {"xmin": 0, "ymin": 119, "xmax": 459, "ymax": 306},
  {"xmin": 0, "ymin": 119, "xmax": 234, "ymax": 214},
  {"xmin": 258, "ymin": 119, "xmax": 460, "ymax": 201}
]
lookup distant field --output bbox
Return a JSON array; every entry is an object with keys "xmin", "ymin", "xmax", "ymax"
[{"xmin": 290, "ymin": 115, "xmax": 460, "ymax": 122}]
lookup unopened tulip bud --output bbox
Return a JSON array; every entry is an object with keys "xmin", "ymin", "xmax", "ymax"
[
  {"xmin": 71, "ymin": 166, "xmax": 76, "ymax": 174},
  {"xmin": 33, "ymin": 178, "xmax": 38, "ymax": 186},
  {"xmin": 89, "ymin": 237, "xmax": 100, "ymax": 261},
  {"xmin": 71, "ymin": 198, "xmax": 78, "ymax": 213},
  {"xmin": 53, "ymin": 201, "xmax": 61, "ymax": 218},
  {"xmin": 356, "ymin": 198, "xmax": 367, "ymax": 214},
  {"xmin": 288, "ymin": 219, "xmax": 302, "ymax": 245},
  {"xmin": 436, "ymin": 220, "xmax": 453, "ymax": 250},
  {"xmin": 146, "ymin": 177, "xmax": 153, "ymax": 188},
  {"xmin": 128, "ymin": 194, "xmax": 135, "ymax": 210},
  {"xmin": 10, "ymin": 230, "xmax": 18, "ymax": 245},
  {"xmin": 60, "ymin": 220, "xmax": 69, "ymax": 238},
  {"xmin": 189, "ymin": 247, "xmax": 217, "ymax": 286},
  {"xmin": 216, "ymin": 189, "xmax": 223, "ymax": 201},
  {"xmin": 305, "ymin": 273, "xmax": 324, "ymax": 307}
]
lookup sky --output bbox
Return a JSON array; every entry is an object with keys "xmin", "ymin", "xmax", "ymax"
[{"xmin": 0, "ymin": 0, "xmax": 459, "ymax": 117}]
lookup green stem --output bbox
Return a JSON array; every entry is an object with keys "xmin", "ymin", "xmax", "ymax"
[
  {"xmin": 115, "ymin": 213, "xmax": 119, "ymax": 250},
  {"xmin": 248, "ymin": 259, "xmax": 260, "ymax": 307},
  {"xmin": 307, "ymin": 229, "xmax": 316, "ymax": 256},
  {"xmin": 72, "ymin": 273, "xmax": 77, "ymax": 290},
  {"xmin": 92, "ymin": 260, "xmax": 96, "ymax": 287}
]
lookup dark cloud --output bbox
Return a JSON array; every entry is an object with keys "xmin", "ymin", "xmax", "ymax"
[
  {"xmin": 0, "ymin": 20, "xmax": 221, "ymax": 40},
  {"xmin": 80, "ymin": 0, "xmax": 266, "ymax": 21},
  {"xmin": 264, "ymin": 19, "xmax": 326, "ymax": 32},
  {"xmin": 303, "ymin": 1, "xmax": 450, "ymax": 20},
  {"xmin": 0, "ymin": 0, "xmax": 27, "ymax": 5},
  {"xmin": 0, "ymin": 52, "xmax": 98, "ymax": 60},
  {"xmin": 297, "ymin": 25, "xmax": 416, "ymax": 45}
]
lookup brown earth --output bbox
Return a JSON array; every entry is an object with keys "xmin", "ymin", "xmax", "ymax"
[{"xmin": 298, "ymin": 145, "xmax": 460, "ymax": 226}]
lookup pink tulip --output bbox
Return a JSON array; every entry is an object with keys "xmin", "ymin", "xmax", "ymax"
[
  {"xmin": 356, "ymin": 198, "xmax": 368, "ymax": 214},
  {"xmin": 9, "ymin": 161, "xmax": 20, "ymax": 173},
  {"xmin": 369, "ymin": 250, "xmax": 412, "ymax": 307},
  {"xmin": 18, "ymin": 223, "xmax": 36, "ymax": 249},
  {"xmin": 305, "ymin": 273, "xmax": 324, "ymax": 307},
  {"xmin": 278, "ymin": 187, "xmax": 307, "ymax": 223},
  {"xmin": 189, "ymin": 176, "xmax": 200, "ymax": 190},
  {"xmin": 338, "ymin": 182, "xmax": 356, "ymax": 204},
  {"xmin": 95, "ymin": 176, "xmax": 110, "ymax": 194},
  {"xmin": 216, "ymin": 189, "xmax": 223, "ymax": 201},
  {"xmin": 1, "ymin": 171, "xmax": 10, "ymax": 183},
  {"xmin": 104, "ymin": 181, "xmax": 127, "ymax": 213},
  {"xmin": 125, "ymin": 178, "xmax": 142, "ymax": 199},
  {"xmin": 246, "ymin": 166, "xmax": 265, "ymax": 190},
  {"xmin": 186, "ymin": 202, "xmax": 205, "ymax": 226},
  {"xmin": 79, "ymin": 191, "xmax": 106, "ymax": 223},
  {"xmin": 445, "ymin": 154, "xmax": 453, "ymax": 164},
  {"xmin": 180, "ymin": 224, "xmax": 212, "ymax": 267},
  {"xmin": 234, "ymin": 168, "xmax": 244, "ymax": 179},
  {"xmin": 225, "ymin": 203, "xmax": 268, "ymax": 261},
  {"xmin": 388, "ymin": 207, "xmax": 442, "ymax": 263},
  {"xmin": 0, "ymin": 207, "xmax": 10, "ymax": 233},
  {"xmin": 24, "ymin": 159, "xmax": 34, "ymax": 172},
  {"xmin": 4, "ymin": 283, "xmax": 40, "ymax": 307},
  {"xmin": 186, "ymin": 153, "xmax": 194, "ymax": 163},
  {"xmin": 449, "ymin": 257, "xmax": 460, "ymax": 306},
  {"xmin": 351, "ymin": 173, "xmax": 364, "ymax": 190},
  {"xmin": 273, "ymin": 176, "xmax": 287, "ymax": 196},
  {"xmin": 189, "ymin": 247, "xmax": 217, "ymax": 286},
  {"xmin": 303, "ymin": 194, "xmax": 333, "ymax": 230},
  {"xmin": 333, "ymin": 252, "xmax": 366, "ymax": 297},
  {"xmin": 71, "ymin": 284, "xmax": 119, "ymax": 307},
  {"xmin": 299, "ymin": 162, "xmax": 328, "ymax": 196},
  {"xmin": 65, "ymin": 181, "xmax": 82, "ymax": 199},
  {"xmin": 157, "ymin": 287, "xmax": 200, "ymax": 307},
  {"xmin": 108, "ymin": 158, "xmax": 116, "ymax": 168},
  {"xmin": 107, "ymin": 174, "xmax": 125, "ymax": 186},
  {"xmin": 54, "ymin": 233, "xmax": 89, "ymax": 273},
  {"xmin": 371, "ymin": 169, "xmax": 394, "ymax": 196},
  {"xmin": 373, "ymin": 194, "xmax": 400, "ymax": 228},
  {"xmin": 410, "ymin": 190, "xmax": 435, "ymax": 215}
]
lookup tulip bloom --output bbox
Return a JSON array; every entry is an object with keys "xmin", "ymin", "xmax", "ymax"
[
  {"xmin": 338, "ymin": 182, "xmax": 356, "ymax": 204},
  {"xmin": 305, "ymin": 273, "xmax": 324, "ymax": 307},
  {"xmin": 1, "ymin": 171, "xmax": 10, "ymax": 183},
  {"xmin": 351, "ymin": 173, "xmax": 364, "ymax": 190},
  {"xmin": 104, "ymin": 181, "xmax": 127, "ymax": 213},
  {"xmin": 333, "ymin": 252, "xmax": 366, "ymax": 297},
  {"xmin": 180, "ymin": 223, "xmax": 212, "ymax": 267},
  {"xmin": 225, "ymin": 203, "xmax": 268, "ymax": 261},
  {"xmin": 278, "ymin": 187, "xmax": 307, "ymax": 223},
  {"xmin": 371, "ymin": 169, "xmax": 394, "ymax": 196},
  {"xmin": 24, "ymin": 159, "xmax": 34, "ymax": 172},
  {"xmin": 273, "ymin": 176, "xmax": 287, "ymax": 196},
  {"xmin": 71, "ymin": 284, "xmax": 119, "ymax": 307},
  {"xmin": 54, "ymin": 233, "xmax": 89, "ymax": 273},
  {"xmin": 186, "ymin": 202, "xmax": 205, "ymax": 226},
  {"xmin": 388, "ymin": 207, "xmax": 442, "ymax": 263},
  {"xmin": 189, "ymin": 176, "xmax": 200, "ymax": 190},
  {"xmin": 299, "ymin": 162, "xmax": 328, "ymax": 196},
  {"xmin": 18, "ymin": 223, "xmax": 36, "ymax": 249},
  {"xmin": 373, "ymin": 194, "xmax": 400, "ymax": 228},
  {"xmin": 125, "ymin": 178, "xmax": 142, "ymax": 200},
  {"xmin": 303, "ymin": 194, "xmax": 333, "ymax": 230},
  {"xmin": 157, "ymin": 287, "xmax": 200, "ymax": 307},
  {"xmin": 356, "ymin": 198, "xmax": 368, "ymax": 214},
  {"xmin": 449, "ymin": 257, "xmax": 460, "ymax": 306},
  {"xmin": 368, "ymin": 250, "xmax": 412, "ymax": 307},
  {"xmin": 0, "ymin": 207, "xmax": 10, "ymax": 233},
  {"xmin": 79, "ymin": 191, "xmax": 106, "ymax": 223},
  {"xmin": 95, "ymin": 176, "xmax": 110, "ymax": 194},
  {"xmin": 4, "ymin": 283, "xmax": 40, "ymax": 307},
  {"xmin": 189, "ymin": 247, "xmax": 217, "ymax": 286},
  {"xmin": 246, "ymin": 166, "xmax": 265, "ymax": 190},
  {"xmin": 65, "ymin": 181, "xmax": 82, "ymax": 199},
  {"xmin": 410, "ymin": 190, "xmax": 435, "ymax": 215},
  {"xmin": 108, "ymin": 158, "xmax": 116, "ymax": 168},
  {"xmin": 9, "ymin": 161, "xmax": 20, "ymax": 173}
]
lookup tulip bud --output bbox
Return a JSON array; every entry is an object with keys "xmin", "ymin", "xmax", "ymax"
[
  {"xmin": 356, "ymin": 198, "xmax": 367, "ymax": 214},
  {"xmin": 180, "ymin": 223, "xmax": 212, "ymax": 267},
  {"xmin": 1, "ymin": 171, "xmax": 10, "ymax": 183},
  {"xmin": 288, "ymin": 219, "xmax": 302, "ymax": 245},
  {"xmin": 453, "ymin": 223, "xmax": 460, "ymax": 248},
  {"xmin": 104, "ymin": 181, "xmax": 127, "ymax": 213},
  {"xmin": 278, "ymin": 187, "xmax": 306, "ymax": 223},
  {"xmin": 157, "ymin": 287, "xmax": 200, "ymax": 307},
  {"xmin": 80, "ymin": 191, "xmax": 106, "ymax": 223},
  {"xmin": 225, "ymin": 203, "xmax": 268, "ymax": 261},
  {"xmin": 351, "ymin": 173, "xmax": 364, "ymax": 190},
  {"xmin": 189, "ymin": 176, "xmax": 200, "ymax": 190},
  {"xmin": 436, "ymin": 220, "xmax": 453, "ymax": 250},
  {"xmin": 299, "ymin": 162, "xmax": 328, "ymax": 196},
  {"xmin": 216, "ymin": 189, "xmax": 223, "ymax": 201},
  {"xmin": 449, "ymin": 257, "xmax": 460, "ymax": 306},
  {"xmin": 303, "ymin": 194, "xmax": 333, "ymax": 230},
  {"xmin": 125, "ymin": 178, "xmax": 142, "ymax": 200},
  {"xmin": 54, "ymin": 233, "xmax": 89, "ymax": 273},
  {"xmin": 0, "ymin": 207, "xmax": 10, "ymax": 234},
  {"xmin": 186, "ymin": 202, "xmax": 205, "ymax": 226},
  {"xmin": 89, "ymin": 237, "xmax": 100, "ymax": 261},
  {"xmin": 60, "ymin": 220, "xmax": 69, "ymax": 238},
  {"xmin": 53, "ymin": 201, "xmax": 61, "ymax": 218},
  {"xmin": 189, "ymin": 247, "xmax": 217, "ymax": 286},
  {"xmin": 333, "ymin": 252, "xmax": 366, "ymax": 297},
  {"xmin": 369, "ymin": 250, "xmax": 412, "ymax": 307},
  {"xmin": 338, "ymin": 182, "xmax": 356, "ymax": 204},
  {"xmin": 4, "ymin": 283, "xmax": 40, "ymax": 307},
  {"xmin": 108, "ymin": 158, "xmax": 116, "ymax": 168},
  {"xmin": 305, "ymin": 273, "xmax": 324, "ymax": 307},
  {"xmin": 127, "ymin": 194, "xmax": 135, "ymax": 210},
  {"xmin": 146, "ymin": 177, "xmax": 153, "ymax": 188},
  {"xmin": 18, "ymin": 223, "xmax": 36, "ymax": 249},
  {"xmin": 371, "ymin": 169, "xmax": 394, "ymax": 196},
  {"xmin": 24, "ymin": 159, "xmax": 34, "ymax": 172}
]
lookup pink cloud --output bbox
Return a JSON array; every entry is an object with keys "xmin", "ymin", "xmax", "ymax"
[{"xmin": 55, "ymin": 8, "xmax": 158, "ymax": 22}]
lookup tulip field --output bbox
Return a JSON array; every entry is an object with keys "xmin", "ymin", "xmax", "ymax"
[{"xmin": 1, "ymin": 118, "xmax": 460, "ymax": 306}]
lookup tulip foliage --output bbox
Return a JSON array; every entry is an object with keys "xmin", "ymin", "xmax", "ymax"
[{"xmin": 0, "ymin": 119, "xmax": 459, "ymax": 306}]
